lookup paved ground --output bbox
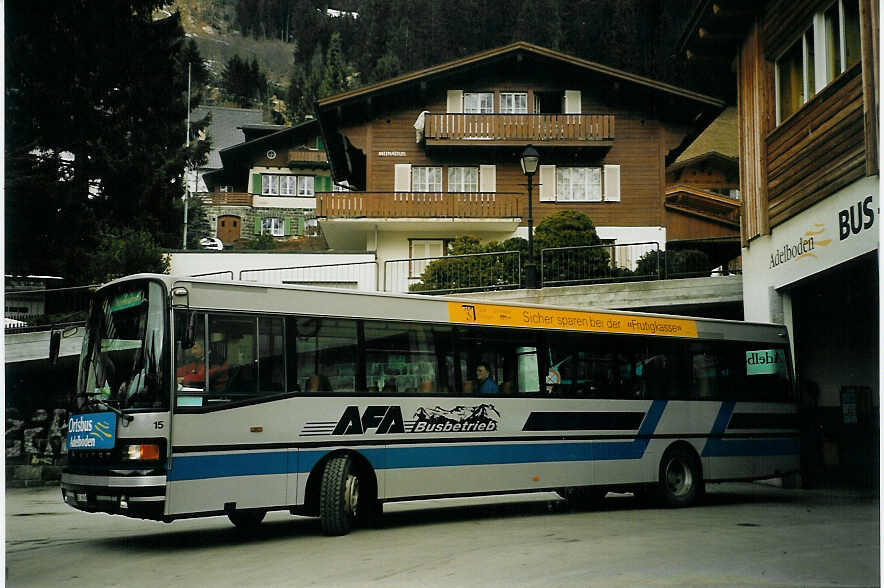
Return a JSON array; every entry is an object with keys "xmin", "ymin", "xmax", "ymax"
[{"xmin": 5, "ymin": 483, "xmax": 880, "ymax": 587}]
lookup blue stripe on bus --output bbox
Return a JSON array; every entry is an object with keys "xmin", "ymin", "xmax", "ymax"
[
  {"xmin": 166, "ymin": 401, "xmax": 796, "ymax": 482},
  {"xmin": 701, "ymin": 401, "xmax": 799, "ymax": 457},
  {"xmin": 168, "ymin": 401, "xmax": 670, "ymax": 482},
  {"xmin": 167, "ymin": 451, "xmax": 288, "ymax": 481}
]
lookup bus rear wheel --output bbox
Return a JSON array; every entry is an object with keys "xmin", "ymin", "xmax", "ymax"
[
  {"xmin": 657, "ymin": 446, "xmax": 704, "ymax": 508},
  {"xmin": 320, "ymin": 454, "xmax": 360, "ymax": 536},
  {"xmin": 228, "ymin": 509, "xmax": 266, "ymax": 530}
]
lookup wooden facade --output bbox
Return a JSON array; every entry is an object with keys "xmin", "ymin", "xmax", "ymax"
[
  {"xmin": 316, "ymin": 43, "xmax": 725, "ymax": 240},
  {"xmin": 685, "ymin": 0, "xmax": 879, "ymax": 244}
]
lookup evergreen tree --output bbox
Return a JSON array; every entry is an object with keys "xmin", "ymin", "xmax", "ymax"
[
  {"xmin": 319, "ymin": 32, "xmax": 348, "ymax": 98},
  {"xmin": 221, "ymin": 54, "xmax": 268, "ymax": 107},
  {"xmin": 5, "ymin": 2, "xmax": 209, "ymax": 283}
]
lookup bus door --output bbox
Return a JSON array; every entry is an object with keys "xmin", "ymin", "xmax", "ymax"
[{"xmin": 166, "ymin": 311, "xmax": 289, "ymax": 516}]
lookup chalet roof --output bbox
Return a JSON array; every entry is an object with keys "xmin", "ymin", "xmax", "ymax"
[
  {"xmin": 670, "ymin": 106, "xmax": 738, "ymax": 170},
  {"xmin": 678, "ymin": 1, "xmax": 762, "ymax": 65},
  {"xmin": 192, "ymin": 106, "xmax": 264, "ymax": 169},
  {"xmin": 316, "ymin": 41, "xmax": 728, "ymax": 187},
  {"xmin": 204, "ymin": 119, "xmax": 322, "ymax": 190},
  {"xmin": 317, "ymin": 41, "xmax": 726, "ymax": 111}
]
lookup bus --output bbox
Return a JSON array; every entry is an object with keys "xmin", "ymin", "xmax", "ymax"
[{"xmin": 59, "ymin": 274, "xmax": 799, "ymax": 535}]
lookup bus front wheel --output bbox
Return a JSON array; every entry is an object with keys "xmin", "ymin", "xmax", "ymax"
[
  {"xmin": 319, "ymin": 454, "xmax": 360, "ymax": 536},
  {"xmin": 657, "ymin": 445, "xmax": 704, "ymax": 508}
]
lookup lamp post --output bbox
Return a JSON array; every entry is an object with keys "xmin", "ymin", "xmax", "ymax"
[{"xmin": 520, "ymin": 145, "xmax": 540, "ymax": 288}]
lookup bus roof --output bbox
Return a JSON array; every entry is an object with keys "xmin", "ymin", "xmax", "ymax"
[{"xmin": 110, "ymin": 274, "xmax": 788, "ymax": 345}]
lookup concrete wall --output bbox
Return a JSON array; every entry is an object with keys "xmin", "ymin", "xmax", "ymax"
[
  {"xmin": 463, "ymin": 275, "xmax": 743, "ymax": 312},
  {"xmin": 167, "ymin": 251, "xmax": 378, "ymax": 290}
]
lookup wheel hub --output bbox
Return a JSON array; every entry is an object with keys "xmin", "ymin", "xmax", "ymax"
[
  {"xmin": 344, "ymin": 473, "xmax": 359, "ymax": 517},
  {"xmin": 666, "ymin": 460, "xmax": 693, "ymax": 497}
]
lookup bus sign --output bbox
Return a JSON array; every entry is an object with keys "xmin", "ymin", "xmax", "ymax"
[
  {"xmin": 746, "ymin": 349, "xmax": 787, "ymax": 375},
  {"xmin": 66, "ymin": 412, "xmax": 117, "ymax": 450}
]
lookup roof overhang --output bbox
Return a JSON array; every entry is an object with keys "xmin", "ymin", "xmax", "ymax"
[{"xmin": 315, "ymin": 41, "xmax": 727, "ymax": 187}]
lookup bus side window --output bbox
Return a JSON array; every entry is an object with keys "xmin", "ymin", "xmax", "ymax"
[
  {"xmin": 293, "ymin": 318, "xmax": 357, "ymax": 395},
  {"xmin": 175, "ymin": 311, "xmax": 207, "ymax": 401},
  {"xmin": 259, "ymin": 317, "xmax": 285, "ymax": 393},
  {"xmin": 208, "ymin": 314, "xmax": 256, "ymax": 401}
]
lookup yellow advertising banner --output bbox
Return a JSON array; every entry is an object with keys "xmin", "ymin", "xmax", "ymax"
[{"xmin": 447, "ymin": 302, "xmax": 698, "ymax": 338}]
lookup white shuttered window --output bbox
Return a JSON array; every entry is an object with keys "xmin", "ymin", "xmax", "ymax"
[
  {"xmin": 412, "ymin": 167, "xmax": 442, "ymax": 192},
  {"xmin": 556, "ymin": 167, "xmax": 601, "ymax": 201},
  {"xmin": 448, "ymin": 167, "xmax": 478, "ymax": 192}
]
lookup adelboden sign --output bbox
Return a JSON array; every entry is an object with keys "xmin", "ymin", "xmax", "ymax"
[{"xmin": 764, "ymin": 176, "xmax": 878, "ymax": 288}]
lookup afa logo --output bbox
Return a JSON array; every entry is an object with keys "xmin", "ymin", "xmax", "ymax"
[
  {"xmin": 302, "ymin": 404, "xmax": 501, "ymax": 436},
  {"xmin": 332, "ymin": 405, "xmax": 405, "ymax": 435}
]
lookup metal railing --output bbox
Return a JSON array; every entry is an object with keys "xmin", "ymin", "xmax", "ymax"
[
  {"xmin": 541, "ymin": 242, "xmax": 662, "ymax": 287},
  {"xmin": 239, "ymin": 261, "xmax": 378, "ymax": 290},
  {"xmin": 4, "ymin": 285, "xmax": 96, "ymax": 332},
  {"xmin": 190, "ymin": 270, "xmax": 234, "ymax": 280},
  {"xmin": 386, "ymin": 251, "xmax": 521, "ymax": 295}
]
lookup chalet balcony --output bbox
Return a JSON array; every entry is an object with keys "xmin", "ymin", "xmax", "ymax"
[
  {"xmin": 316, "ymin": 191, "xmax": 524, "ymax": 219},
  {"xmin": 422, "ymin": 113, "xmax": 615, "ymax": 147},
  {"xmin": 198, "ymin": 192, "xmax": 253, "ymax": 206}
]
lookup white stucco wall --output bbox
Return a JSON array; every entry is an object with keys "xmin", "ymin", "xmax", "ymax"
[
  {"xmin": 741, "ymin": 175, "xmax": 879, "ymax": 323},
  {"xmin": 167, "ymin": 252, "xmax": 378, "ymax": 290}
]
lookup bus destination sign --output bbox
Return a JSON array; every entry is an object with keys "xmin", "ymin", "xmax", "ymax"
[{"xmin": 448, "ymin": 302, "xmax": 698, "ymax": 338}]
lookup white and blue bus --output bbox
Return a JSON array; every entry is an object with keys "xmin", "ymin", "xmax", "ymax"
[{"xmin": 60, "ymin": 274, "xmax": 799, "ymax": 535}]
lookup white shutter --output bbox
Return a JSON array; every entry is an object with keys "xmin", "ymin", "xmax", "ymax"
[
  {"xmin": 447, "ymin": 90, "xmax": 463, "ymax": 113},
  {"xmin": 394, "ymin": 164, "xmax": 412, "ymax": 192},
  {"xmin": 539, "ymin": 165, "xmax": 556, "ymax": 202},
  {"xmin": 479, "ymin": 165, "xmax": 496, "ymax": 192},
  {"xmin": 564, "ymin": 90, "xmax": 582, "ymax": 114},
  {"xmin": 604, "ymin": 164, "xmax": 621, "ymax": 201}
]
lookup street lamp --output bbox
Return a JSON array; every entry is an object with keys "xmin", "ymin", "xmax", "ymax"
[{"xmin": 520, "ymin": 145, "xmax": 540, "ymax": 288}]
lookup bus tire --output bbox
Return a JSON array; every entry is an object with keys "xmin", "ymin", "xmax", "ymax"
[
  {"xmin": 320, "ymin": 454, "xmax": 360, "ymax": 536},
  {"xmin": 228, "ymin": 510, "xmax": 266, "ymax": 530},
  {"xmin": 657, "ymin": 445, "xmax": 704, "ymax": 508}
]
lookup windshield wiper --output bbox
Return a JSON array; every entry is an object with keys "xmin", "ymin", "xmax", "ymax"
[{"xmin": 81, "ymin": 392, "xmax": 133, "ymax": 424}]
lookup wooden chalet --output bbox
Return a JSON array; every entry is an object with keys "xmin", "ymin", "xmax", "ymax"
[
  {"xmin": 314, "ymin": 42, "xmax": 726, "ymax": 262},
  {"xmin": 200, "ymin": 119, "xmax": 332, "ymax": 244}
]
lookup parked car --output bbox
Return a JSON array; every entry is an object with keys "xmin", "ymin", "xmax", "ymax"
[{"xmin": 199, "ymin": 237, "xmax": 223, "ymax": 251}]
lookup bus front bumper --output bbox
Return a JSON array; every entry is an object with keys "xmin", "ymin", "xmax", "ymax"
[{"xmin": 61, "ymin": 472, "xmax": 167, "ymax": 520}]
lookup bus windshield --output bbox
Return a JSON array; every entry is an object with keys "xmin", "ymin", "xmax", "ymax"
[{"xmin": 76, "ymin": 280, "xmax": 169, "ymax": 411}]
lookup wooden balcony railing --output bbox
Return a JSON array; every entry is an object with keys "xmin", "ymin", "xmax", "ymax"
[
  {"xmin": 316, "ymin": 192, "xmax": 524, "ymax": 219},
  {"xmin": 198, "ymin": 192, "xmax": 253, "ymax": 206},
  {"xmin": 423, "ymin": 113, "xmax": 615, "ymax": 145},
  {"xmin": 288, "ymin": 149, "xmax": 328, "ymax": 163}
]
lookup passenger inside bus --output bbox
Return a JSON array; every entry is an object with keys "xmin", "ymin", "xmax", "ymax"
[
  {"xmin": 475, "ymin": 362, "xmax": 499, "ymax": 395},
  {"xmin": 177, "ymin": 339, "xmax": 207, "ymax": 389},
  {"xmin": 306, "ymin": 374, "xmax": 332, "ymax": 392}
]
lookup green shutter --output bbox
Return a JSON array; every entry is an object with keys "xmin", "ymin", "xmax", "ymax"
[
  {"xmin": 251, "ymin": 173, "xmax": 262, "ymax": 194},
  {"xmin": 254, "ymin": 217, "xmax": 262, "ymax": 234},
  {"xmin": 316, "ymin": 136, "xmax": 324, "ymax": 150},
  {"xmin": 284, "ymin": 218, "xmax": 291, "ymax": 236},
  {"xmin": 317, "ymin": 175, "xmax": 331, "ymax": 193},
  {"xmin": 298, "ymin": 217, "xmax": 305, "ymax": 235}
]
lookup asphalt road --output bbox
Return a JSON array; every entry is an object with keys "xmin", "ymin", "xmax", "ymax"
[{"xmin": 5, "ymin": 483, "xmax": 880, "ymax": 587}]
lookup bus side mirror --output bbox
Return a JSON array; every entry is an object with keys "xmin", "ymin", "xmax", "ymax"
[{"xmin": 49, "ymin": 330, "xmax": 61, "ymax": 365}]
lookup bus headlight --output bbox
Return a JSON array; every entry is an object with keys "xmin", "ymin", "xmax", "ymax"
[{"xmin": 124, "ymin": 444, "xmax": 161, "ymax": 461}]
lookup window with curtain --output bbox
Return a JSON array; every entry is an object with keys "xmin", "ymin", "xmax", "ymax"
[
  {"xmin": 556, "ymin": 167, "xmax": 602, "ymax": 201},
  {"xmin": 448, "ymin": 167, "xmax": 478, "ymax": 192},
  {"xmin": 463, "ymin": 92, "xmax": 493, "ymax": 114},
  {"xmin": 500, "ymin": 92, "xmax": 528, "ymax": 114},
  {"xmin": 412, "ymin": 167, "xmax": 442, "ymax": 192}
]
